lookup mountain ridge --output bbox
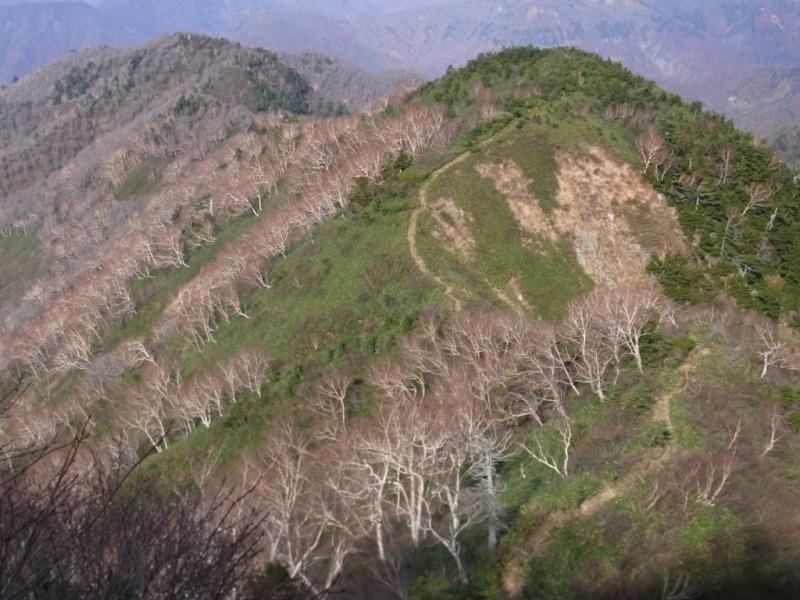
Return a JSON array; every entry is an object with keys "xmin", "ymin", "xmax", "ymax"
[
  {"xmin": 2, "ymin": 0, "xmax": 800, "ymax": 163},
  {"xmin": 1, "ymin": 39, "xmax": 800, "ymax": 599}
]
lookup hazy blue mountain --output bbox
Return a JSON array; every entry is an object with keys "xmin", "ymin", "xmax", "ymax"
[
  {"xmin": 2, "ymin": 0, "xmax": 800, "ymax": 157},
  {"xmin": 0, "ymin": 2, "xmax": 141, "ymax": 82},
  {"xmin": 0, "ymin": 1, "xmax": 452, "ymax": 81}
]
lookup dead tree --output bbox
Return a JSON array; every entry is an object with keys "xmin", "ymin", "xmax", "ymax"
[
  {"xmin": 520, "ymin": 409, "xmax": 572, "ymax": 478},
  {"xmin": 717, "ymin": 144, "xmax": 735, "ymax": 185},
  {"xmin": 470, "ymin": 432, "xmax": 514, "ymax": 551},
  {"xmin": 762, "ymin": 410, "xmax": 783, "ymax": 457},
  {"xmin": 742, "ymin": 182, "xmax": 778, "ymax": 217},
  {"xmin": 756, "ymin": 326, "xmax": 790, "ymax": 378},
  {"xmin": 311, "ymin": 370, "xmax": 351, "ymax": 439},
  {"xmin": 423, "ymin": 437, "xmax": 481, "ymax": 585},
  {"xmin": 636, "ymin": 129, "xmax": 668, "ymax": 175}
]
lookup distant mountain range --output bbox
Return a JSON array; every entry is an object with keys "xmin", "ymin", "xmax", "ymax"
[{"xmin": 1, "ymin": 1, "xmax": 800, "ymax": 161}]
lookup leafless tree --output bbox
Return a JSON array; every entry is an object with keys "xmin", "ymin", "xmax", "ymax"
[
  {"xmin": 469, "ymin": 432, "xmax": 514, "ymax": 551},
  {"xmin": 470, "ymin": 81, "xmax": 501, "ymax": 120},
  {"xmin": 756, "ymin": 325, "xmax": 790, "ymax": 378},
  {"xmin": 762, "ymin": 410, "xmax": 783, "ymax": 457},
  {"xmin": 370, "ymin": 360, "xmax": 421, "ymax": 404},
  {"xmin": 0, "ymin": 380, "xmax": 265, "ymax": 600},
  {"xmin": 120, "ymin": 394, "xmax": 171, "ymax": 452},
  {"xmin": 636, "ymin": 129, "xmax": 669, "ymax": 176},
  {"xmin": 742, "ymin": 182, "xmax": 778, "ymax": 217},
  {"xmin": 565, "ymin": 296, "xmax": 616, "ymax": 399},
  {"xmin": 520, "ymin": 408, "xmax": 572, "ymax": 478},
  {"xmin": 252, "ymin": 422, "xmax": 356, "ymax": 596},
  {"xmin": 350, "ymin": 434, "xmax": 393, "ymax": 563},
  {"xmin": 693, "ymin": 424, "xmax": 739, "ymax": 507},
  {"xmin": 661, "ymin": 570, "xmax": 695, "ymax": 600},
  {"xmin": 233, "ymin": 347, "xmax": 269, "ymax": 397},
  {"xmin": 122, "ymin": 338, "xmax": 156, "ymax": 367},
  {"xmin": 694, "ymin": 452, "xmax": 736, "ymax": 507},
  {"xmin": 605, "ymin": 286, "xmax": 661, "ymax": 373},
  {"xmin": 359, "ymin": 406, "xmax": 444, "ymax": 548},
  {"xmin": 423, "ymin": 436, "xmax": 481, "ymax": 584},
  {"xmin": 717, "ymin": 144, "xmax": 735, "ymax": 185},
  {"xmin": 311, "ymin": 370, "xmax": 351, "ymax": 441}
]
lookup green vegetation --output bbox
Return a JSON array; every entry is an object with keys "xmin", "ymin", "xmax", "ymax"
[
  {"xmin": 416, "ymin": 113, "xmax": 645, "ymax": 320},
  {"xmin": 404, "ymin": 321, "xmax": 800, "ymax": 599},
  {"xmin": 173, "ymin": 94, "xmax": 206, "ymax": 116},
  {"xmin": 421, "ymin": 47, "xmax": 664, "ymax": 117},
  {"xmin": 0, "ymin": 233, "xmax": 43, "ymax": 307},
  {"xmin": 250, "ymin": 77, "xmax": 309, "ymax": 114},
  {"xmin": 114, "ymin": 158, "xmax": 164, "ymax": 199},
  {"xmin": 246, "ymin": 53, "xmax": 310, "ymax": 114},
  {"xmin": 645, "ymin": 104, "xmax": 799, "ymax": 320},
  {"xmin": 133, "ymin": 162, "xmax": 447, "ymax": 471},
  {"xmin": 420, "ymin": 144, "xmax": 592, "ymax": 320},
  {"xmin": 523, "ymin": 516, "xmax": 617, "ymax": 599},
  {"xmin": 647, "ymin": 254, "xmax": 711, "ymax": 304},
  {"xmin": 52, "ymin": 62, "xmax": 99, "ymax": 104},
  {"xmin": 420, "ymin": 46, "xmax": 800, "ymax": 323},
  {"xmin": 182, "ymin": 207, "xmax": 438, "ymax": 376}
]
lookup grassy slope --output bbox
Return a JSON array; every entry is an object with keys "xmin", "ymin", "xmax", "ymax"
[
  {"xmin": 114, "ymin": 158, "xmax": 164, "ymax": 199},
  {"xmin": 417, "ymin": 114, "xmax": 640, "ymax": 320},
  {"xmin": 102, "ymin": 108, "xmax": 644, "ymax": 472},
  {"xmin": 421, "ymin": 146, "xmax": 590, "ymax": 321},
  {"xmin": 0, "ymin": 233, "xmax": 43, "ymax": 308},
  {"xmin": 422, "ymin": 46, "xmax": 800, "ymax": 323},
  {"xmin": 134, "ymin": 164, "xmax": 449, "ymax": 473}
]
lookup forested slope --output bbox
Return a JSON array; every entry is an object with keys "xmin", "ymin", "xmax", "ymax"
[
  {"xmin": 1, "ymin": 45, "xmax": 800, "ymax": 599},
  {"xmin": 0, "ymin": 33, "xmax": 325, "ymax": 332}
]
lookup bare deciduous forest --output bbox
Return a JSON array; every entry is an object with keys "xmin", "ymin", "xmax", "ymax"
[{"xmin": 1, "ymin": 37, "xmax": 800, "ymax": 599}]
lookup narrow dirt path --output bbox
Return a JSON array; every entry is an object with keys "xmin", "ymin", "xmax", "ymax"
[
  {"xmin": 407, "ymin": 125, "xmax": 522, "ymax": 313},
  {"xmin": 407, "ymin": 152, "xmax": 473, "ymax": 312},
  {"xmin": 502, "ymin": 347, "xmax": 706, "ymax": 597}
]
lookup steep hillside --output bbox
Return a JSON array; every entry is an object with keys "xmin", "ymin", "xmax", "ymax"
[
  {"xmin": 418, "ymin": 47, "xmax": 800, "ymax": 323},
  {"xmin": 0, "ymin": 32, "xmax": 310, "ymax": 196},
  {"xmin": 0, "ymin": 33, "xmax": 318, "ymax": 331},
  {"xmin": 2, "ymin": 46, "xmax": 800, "ymax": 599}
]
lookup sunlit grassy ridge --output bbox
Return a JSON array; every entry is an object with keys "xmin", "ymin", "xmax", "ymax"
[{"xmin": 421, "ymin": 46, "xmax": 800, "ymax": 322}]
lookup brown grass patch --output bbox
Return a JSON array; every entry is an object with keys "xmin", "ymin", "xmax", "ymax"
[
  {"xmin": 429, "ymin": 196, "xmax": 476, "ymax": 260},
  {"xmin": 477, "ymin": 147, "xmax": 686, "ymax": 286}
]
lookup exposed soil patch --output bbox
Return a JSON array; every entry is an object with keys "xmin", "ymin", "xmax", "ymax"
[
  {"xmin": 407, "ymin": 123, "xmax": 519, "ymax": 313},
  {"xmin": 429, "ymin": 196, "xmax": 476, "ymax": 260},
  {"xmin": 477, "ymin": 147, "xmax": 687, "ymax": 287}
]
